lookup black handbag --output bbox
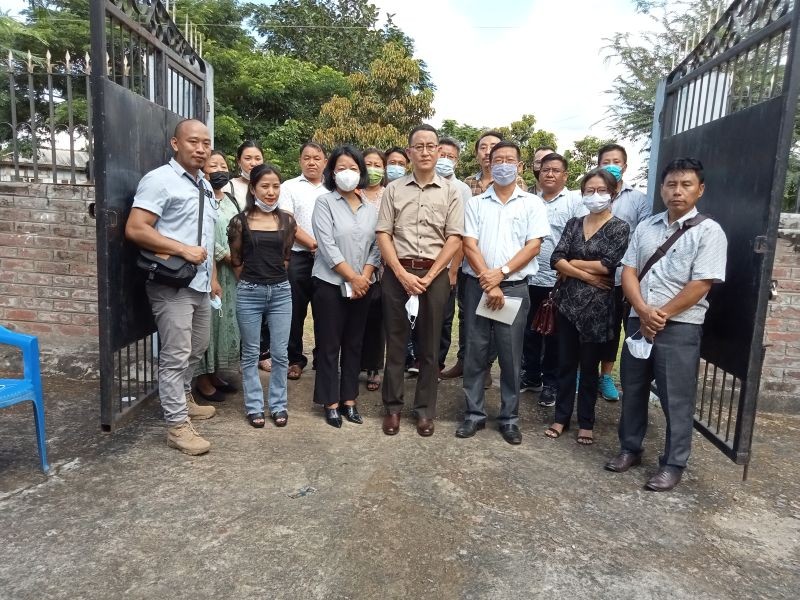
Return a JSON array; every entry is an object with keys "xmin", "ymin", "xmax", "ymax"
[{"xmin": 137, "ymin": 182, "xmax": 205, "ymax": 288}]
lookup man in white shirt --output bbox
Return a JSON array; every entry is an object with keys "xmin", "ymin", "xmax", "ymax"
[
  {"xmin": 457, "ymin": 142, "xmax": 550, "ymax": 445},
  {"xmin": 521, "ymin": 153, "xmax": 586, "ymax": 406},
  {"xmin": 282, "ymin": 142, "xmax": 327, "ymax": 380}
]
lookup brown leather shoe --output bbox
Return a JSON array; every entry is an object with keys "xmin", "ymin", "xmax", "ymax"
[
  {"xmin": 416, "ymin": 418, "xmax": 435, "ymax": 437},
  {"xmin": 440, "ymin": 360, "xmax": 463, "ymax": 379},
  {"xmin": 382, "ymin": 412, "xmax": 400, "ymax": 436},
  {"xmin": 645, "ymin": 468, "xmax": 682, "ymax": 492},
  {"xmin": 287, "ymin": 364, "xmax": 303, "ymax": 380},
  {"xmin": 604, "ymin": 452, "xmax": 642, "ymax": 473}
]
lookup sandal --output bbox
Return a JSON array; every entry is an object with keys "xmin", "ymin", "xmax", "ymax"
[
  {"xmin": 272, "ymin": 410, "xmax": 288, "ymax": 427},
  {"xmin": 248, "ymin": 412, "xmax": 266, "ymax": 428},
  {"xmin": 287, "ymin": 364, "xmax": 302, "ymax": 380},
  {"xmin": 544, "ymin": 424, "xmax": 568, "ymax": 439},
  {"xmin": 366, "ymin": 370, "xmax": 382, "ymax": 392},
  {"xmin": 577, "ymin": 430, "xmax": 594, "ymax": 445},
  {"xmin": 258, "ymin": 358, "xmax": 272, "ymax": 372}
]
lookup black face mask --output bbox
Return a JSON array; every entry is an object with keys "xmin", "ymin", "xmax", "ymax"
[{"xmin": 209, "ymin": 171, "xmax": 231, "ymax": 190}]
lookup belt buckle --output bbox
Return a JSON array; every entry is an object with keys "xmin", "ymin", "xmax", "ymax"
[{"xmin": 411, "ymin": 258, "xmax": 425, "ymax": 269}]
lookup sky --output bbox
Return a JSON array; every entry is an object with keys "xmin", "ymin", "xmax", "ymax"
[{"xmin": 5, "ymin": 0, "xmax": 656, "ymax": 177}]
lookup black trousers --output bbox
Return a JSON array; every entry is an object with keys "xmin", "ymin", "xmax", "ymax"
[
  {"xmin": 439, "ymin": 268, "xmax": 496, "ymax": 367},
  {"xmin": 599, "ymin": 285, "xmax": 625, "ymax": 363},
  {"xmin": 288, "ymin": 251, "xmax": 315, "ymax": 368},
  {"xmin": 360, "ymin": 282, "xmax": 385, "ymax": 371},
  {"xmin": 382, "ymin": 267, "xmax": 450, "ymax": 418},
  {"xmin": 619, "ymin": 318, "xmax": 702, "ymax": 469},
  {"xmin": 553, "ymin": 313, "xmax": 603, "ymax": 430},
  {"xmin": 521, "ymin": 285, "xmax": 559, "ymax": 388},
  {"xmin": 311, "ymin": 278, "xmax": 372, "ymax": 406}
]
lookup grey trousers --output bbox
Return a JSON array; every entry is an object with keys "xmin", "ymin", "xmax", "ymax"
[
  {"xmin": 619, "ymin": 317, "xmax": 702, "ymax": 469},
  {"xmin": 462, "ymin": 276, "xmax": 530, "ymax": 426},
  {"xmin": 146, "ymin": 283, "xmax": 211, "ymax": 425}
]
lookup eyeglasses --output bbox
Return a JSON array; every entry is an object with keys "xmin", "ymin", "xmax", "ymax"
[
  {"xmin": 583, "ymin": 188, "xmax": 610, "ymax": 195},
  {"xmin": 410, "ymin": 144, "xmax": 438, "ymax": 154},
  {"xmin": 540, "ymin": 167, "xmax": 565, "ymax": 175},
  {"xmin": 491, "ymin": 158, "xmax": 519, "ymax": 165}
]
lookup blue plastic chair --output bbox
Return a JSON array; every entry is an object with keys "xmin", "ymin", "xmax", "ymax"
[{"xmin": 0, "ymin": 325, "xmax": 49, "ymax": 473}]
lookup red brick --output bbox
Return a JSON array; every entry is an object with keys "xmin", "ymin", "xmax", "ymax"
[
  {"xmin": 35, "ymin": 260, "xmax": 71, "ymax": 275},
  {"xmin": 35, "ymin": 286, "xmax": 71, "ymax": 299},
  {"xmin": 765, "ymin": 331, "xmax": 800, "ymax": 342},
  {"xmin": 52, "ymin": 299, "xmax": 90, "ymax": 313},
  {"xmin": 46, "ymin": 199, "xmax": 85, "ymax": 210},
  {"xmin": 0, "ymin": 296, "xmax": 19, "ymax": 307},
  {"xmin": 0, "ymin": 207, "xmax": 31, "ymax": 221},
  {"xmin": 52, "ymin": 275, "xmax": 90, "ymax": 288},
  {"xmin": 0, "ymin": 232, "xmax": 24, "ymax": 246},
  {"xmin": 18, "ymin": 247, "xmax": 53, "ymax": 260},
  {"xmin": 71, "ymin": 313, "xmax": 98, "ymax": 326},
  {"xmin": 0, "ymin": 246, "xmax": 17, "ymax": 258},
  {"xmin": 53, "ymin": 249, "xmax": 87, "ymax": 262},
  {"xmin": 30, "ymin": 211, "xmax": 63, "ymax": 224},
  {"xmin": 0, "ymin": 258, "xmax": 30, "ymax": 271},
  {"xmin": 18, "ymin": 297, "xmax": 53, "ymax": 310},
  {"xmin": 54, "ymin": 324, "xmax": 97, "ymax": 337},
  {"xmin": 65, "ymin": 211, "xmax": 91, "ymax": 225},
  {"xmin": 36, "ymin": 311, "xmax": 73, "ymax": 324},
  {"xmin": 0, "ymin": 270, "xmax": 16, "ymax": 283},
  {"xmin": 67, "ymin": 238, "xmax": 95, "ymax": 251},
  {"xmin": 0, "ymin": 221, "xmax": 13, "ymax": 232},
  {"xmin": 5, "ymin": 309, "xmax": 37, "ymax": 321},
  {"xmin": 785, "ymin": 343, "xmax": 800, "ymax": 357},
  {"xmin": 24, "ymin": 235, "xmax": 69, "ymax": 249},
  {"xmin": 15, "ymin": 222, "xmax": 50, "ymax": 234},
  {"xmin": 16, "ymin": 272, "xmax": 52, "ymax": 286},
  {"xmin": 4, "ymin": 283, "xmax": 36, "ymax": 297},
  {"xmin": 47, "ymin": 185, "xmax": 85, "ymax": 200},
  {"xmin": 70, "ymin": 288, "xmax": 97, "ymax": 301},
  {"xmin": 51, "ymin": 224, "xmax": 86, "ymax": 238},
  {"xmin": 777, "ymin": 280, "xmax": 800, "ymax": 292},
  {"xmin": 13, "ymin": 197, "xmax": 51, "ymax": 210},
  {"xmin": 70, "ymin": 263, "xmax": 97, "ymax": 276},
  {"xmin": 763, "ymin": 354, "xmax": 800, "ymax": 367},
  {"xmin": 8, "ymin": 321, "xmax": 54, "ymax": 335}
]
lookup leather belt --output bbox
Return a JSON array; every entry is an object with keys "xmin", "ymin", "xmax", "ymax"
[
  {"xmin": 467, "ymin": 274, "xmax": 526, "ymax": 288},
  {"xmin": 398, "ymin": 258, "xmax": 435, "ymax": 270}
]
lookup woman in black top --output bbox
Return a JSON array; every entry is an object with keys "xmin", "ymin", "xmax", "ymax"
[
  {"xmin": 228, "ymin": 164, "xmax": 297, "ymax": 428},
  {"xmin": 545, "ymin": 167, "xmax": 630, "ymax": 444}
]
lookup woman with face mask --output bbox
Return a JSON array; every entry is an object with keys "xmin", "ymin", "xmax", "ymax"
[
  {"xmin": 230, "ymin": 140, "xmax": 264, "ymax": 217},
  {"xmin": 544, "ymin": 167, "xmax": 630, "ymax": 445},
  {"xmin": 310, "ymin": 146, "xmax": 380, "ymax": 428},
  {"xmin": 228, "ymin": 164, "xmax": 297, "ymax": 429},
  {"xmin": 193, "ymin": 151, "xmax": 242, "ymax": 403},
  {"xmin": 359, "ymin": 148, "xmax": 387, "ymax": 392}
]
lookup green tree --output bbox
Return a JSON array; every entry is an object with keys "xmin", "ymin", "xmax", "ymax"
[
  {"xmin": 314, "ymin": 42, "xmax": 433, "ymax": 150},
  {"xmin": 248, "ymin": 0, "xmax": 432, "ymax": 88},
  {"xmin": 564, "ymin": 135, "xmax": 615, "ymax": 189}
]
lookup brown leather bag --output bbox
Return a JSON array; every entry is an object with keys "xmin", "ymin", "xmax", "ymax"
[{"xmin": 532, "ymin": 280, "xmax": 562, "ymax": 335}]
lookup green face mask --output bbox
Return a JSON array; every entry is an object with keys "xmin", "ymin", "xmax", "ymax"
[{"xmin": 367, "ymin": 166, "xmax": 384, "ymax": 186}]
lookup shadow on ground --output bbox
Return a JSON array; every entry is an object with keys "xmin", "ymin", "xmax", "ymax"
[{"xmin": 1, "ymin": 370, "xmax": 799, "ymax": 599}]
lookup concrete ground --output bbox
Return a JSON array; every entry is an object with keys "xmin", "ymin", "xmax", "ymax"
[{"xmin": 1, "ymin": 370, "xmax": 799, "ymax": 600}]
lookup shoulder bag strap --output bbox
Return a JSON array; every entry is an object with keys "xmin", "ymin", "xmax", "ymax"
[
  {"xmin": 637, "ymin": 213, "xmax": 708, "ymax": 281},
  {"xmin": 196, "ymin": 182, "xmax": 205, "ymax": 246},
  {"xmin": 224, "ymin": 191, "xmax": 242, "ymax": 214}
]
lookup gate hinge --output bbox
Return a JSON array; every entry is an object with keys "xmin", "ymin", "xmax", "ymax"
[{"xmin": 753, "ymin": 235, "xmax": 768, "ymax": 254}]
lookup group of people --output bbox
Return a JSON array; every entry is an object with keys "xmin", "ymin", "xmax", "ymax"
[{"xmin": 125, "ymin": 117, "xmax": 727, "ymax": 492}]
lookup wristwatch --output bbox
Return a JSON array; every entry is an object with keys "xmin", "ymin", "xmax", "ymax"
[{"xmin": 501, "ymin": 265, "xmax": 510, "ymax": 279}]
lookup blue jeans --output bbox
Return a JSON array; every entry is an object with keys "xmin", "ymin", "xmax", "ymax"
[{"xmin": 236, "ymin": 280, "xmax": 292, "ymax": 416}]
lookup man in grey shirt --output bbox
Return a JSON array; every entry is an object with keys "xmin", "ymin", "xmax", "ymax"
[
  {"xmin": 126, "ymin": 119, "xmax": 221, "ymax": 456},
  {"xmin": 605, "ymin": 158, "xmax": 727, "ymax": 492}
]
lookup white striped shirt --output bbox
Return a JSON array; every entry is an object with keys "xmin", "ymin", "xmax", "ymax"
[{"xmin": 622, "ymin": 207, "xmax": 727, "ymax": 324}]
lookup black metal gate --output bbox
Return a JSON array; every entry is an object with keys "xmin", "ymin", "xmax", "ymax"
[
  {"xmin": 654, "ymin": 0, "xmax": 800, "ymax": 475},
  {"xmin": 89, "ymin": 0, "xmax": 208, "ymax": 431}
]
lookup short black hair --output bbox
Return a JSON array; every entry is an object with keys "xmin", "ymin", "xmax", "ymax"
[
  {"xmin": 540, "ymin": 152, "xmax": 568, "ymax": 172},
  {"xmin": 362, "ymin": 147, "xmax": 386, "ymax": 166},
  {"xmin": 438, "ymin": 137, "xmax": 461, "ymax": 155},
  {"xmin": 489, "ymin": 140, "xmax": 521, "ymax": 162},
  {"xmin": 323, "ymin": 145, "xmax": 368, "ymax": 191},
  {"xmin": 474, "ymin": 130, "xmax": 504, "ymax": 151},
  {"xmin": 661, "ymin": 157, "xmax": 705, "ymax": 184},
  {"xmin": 597, "ymin": 143, "xmax": 627, "ymax": 164},
  {"xmin": 236, "ymin": 140, "xmax": 263, "ymax": 161},
  {"xmin": 408, "ymin": 124, "xmax": 438, "ymax": 146},
  {"xmin": 300, "ymin": 141, "xmax": 325, "ymax": 156},
  {"xmin": 385, "ymin": 146, "xmax": 409, "ymax": 163},
  {"xmin": 534, "ymin": 145, "xmax": 556, "ymax": 156},
  {"xmin": 580, "ymin": 167, "xmax": 619, "ymax": 199}
]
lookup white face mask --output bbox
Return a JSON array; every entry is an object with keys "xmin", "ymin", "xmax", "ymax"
[
  {"xmin": 335, "ymin": 169, "xmax": 360, "ymax": 192},
  {"xmin": 255, "ymin": 198, "xmax": 278, "ymax": 213},
  {"xmin": 583, "ymin": 192, "xmax": 612, "ymax": 214},
  {"xmin": 240, "ymin": 167, "xmax": 251, "ymax": 181},
  {"xmin": 625, "ymin": 330, "xmax": 653, "ymax": 359},
  {"xmin": 209, "ymin": 294, "xmax": 222, "ymax": 317},
  {"xmin": 405, "ymin": 294, "xmax": 419, "ymax": 329}
]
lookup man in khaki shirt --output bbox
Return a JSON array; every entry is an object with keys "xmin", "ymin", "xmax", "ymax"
[{"xmin": 376, "ymin": 124, "xmax": 464, "ymax": 437}]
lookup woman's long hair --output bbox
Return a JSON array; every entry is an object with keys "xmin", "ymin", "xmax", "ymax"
[{"xmin": 240, "ymin": 163, "xmax": 296, "ymax": 259}]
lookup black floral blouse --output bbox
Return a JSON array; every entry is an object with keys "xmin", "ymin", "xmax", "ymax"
[{"xmin": 550, "ymin": 216, "xmax": 630, "ymax": 343}]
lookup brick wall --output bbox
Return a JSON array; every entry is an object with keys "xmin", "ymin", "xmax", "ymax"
[
  {"xmin": 762, "ymin": 213, "xmax": 800, "ymax": 413},
  {"xmin": 0, "ymin": 181, "xmax": 99, "ymax": 377}
]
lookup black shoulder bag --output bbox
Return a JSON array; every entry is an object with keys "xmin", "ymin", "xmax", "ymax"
[{"xmin": 136, "ymin": 183, "xmax": 205, "ymax": 288}]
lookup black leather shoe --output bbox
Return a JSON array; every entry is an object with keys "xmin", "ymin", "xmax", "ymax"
[
  {"xmin": 455, "ymin": 420, "xmax": 485, "ymax": 438},
  {"xmin": 324, "ymin": 407, "xmax": 342, "ymax": 428},
  {"xmin": 645, "ymin": 468, "xmax": 682, "ymax": 492},
  {"xmin": 195, "ymin": 387, "xmax": 226, "ymax": 403},
  {"xmin": 341, "ymin": 404, "xmax": 363, "ymax": 424},
  {"xmin": 499, "ymin": 424, "xmax": 522, "ymax": 445},
  {"xmin": 604, "ymin": 452, "xmax": 642, "ymax": 473}
]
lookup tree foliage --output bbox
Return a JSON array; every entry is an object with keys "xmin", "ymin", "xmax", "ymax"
[
  {"xmin": 314, "ymin": 42, "xmax": 433, "ymax": 150},
  {"xmin": 564, "ymin": 135, "xmax": 615, "ymax": 189}
]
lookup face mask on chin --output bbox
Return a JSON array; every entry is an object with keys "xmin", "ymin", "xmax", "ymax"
[{"xmin": 254, "ymin": 198, "xmax": 278, "ymax": 212}]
